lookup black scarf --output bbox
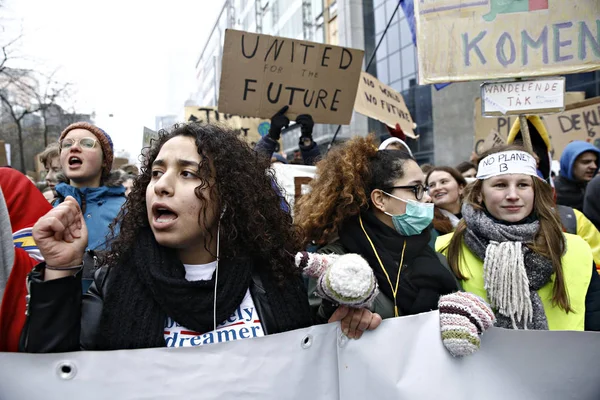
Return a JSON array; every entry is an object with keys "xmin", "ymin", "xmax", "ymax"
[
  {"xmin": 338, "ymin": 211, "xmax": 458, "ymax": 316},
  {"xmin": 96, "ymin": 228, "xmax": 312, "ymax": 349}
]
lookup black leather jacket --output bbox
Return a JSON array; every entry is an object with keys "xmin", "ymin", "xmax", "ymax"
[{"xmin": 20, "ymin": 263, "xmax": 280, "ymax": 353}]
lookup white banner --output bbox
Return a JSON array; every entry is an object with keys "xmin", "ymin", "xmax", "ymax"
[{"xmin": 1, "ymin": 311, "xmax": 599, "ymax": 399}]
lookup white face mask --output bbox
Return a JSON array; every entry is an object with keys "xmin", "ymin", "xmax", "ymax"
[{"xmin": 382, "ymin": 191, "xmax": 434, "ymax": 236}]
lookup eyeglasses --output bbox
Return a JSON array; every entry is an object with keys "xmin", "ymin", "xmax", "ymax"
[
  {"xmin": 383, "ymin": 183, "xmax": 428, "ymax": 200},
  {"xmin": 59, "ymin": 138, "xmax": 98, "ymax": 150}
]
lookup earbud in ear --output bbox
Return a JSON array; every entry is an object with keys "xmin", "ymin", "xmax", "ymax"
[{"xmin": 220, "ymin": 205, "xmax": 227, "ymax": 218}]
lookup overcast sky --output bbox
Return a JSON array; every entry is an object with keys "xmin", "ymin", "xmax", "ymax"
[{"xmin": 3, "ymin": 0, "xmax": 223, "ymax": 161}]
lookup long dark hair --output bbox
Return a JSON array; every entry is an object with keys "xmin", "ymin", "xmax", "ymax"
[{"xmin": 106, "ymin": 123, "xmax": 302, "ymax": 281}]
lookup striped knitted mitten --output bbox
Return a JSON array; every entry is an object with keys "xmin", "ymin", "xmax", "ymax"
[
  {"xmin": 438, "ymin": 291, "xmax": 495, "ymax": 357},
  {"xmin": 296, "ymin": 252, "xmax": 379, "ymax": 308}
]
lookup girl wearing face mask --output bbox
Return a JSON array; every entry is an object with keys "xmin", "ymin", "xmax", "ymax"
[
  {"xmin": 426, "ymin": 167, "xmax": 467, "ymax": 239},
  {"xmin": 296, "ymin": 136, "xmax": 460, "ymax": 320},
  {"xmin": 437, "ymin": 145, "xmax": 600, "ymax": 331}
]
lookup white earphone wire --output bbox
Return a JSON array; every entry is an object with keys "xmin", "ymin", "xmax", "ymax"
[
  {"xmin": 213, "ymin": 206, "xmax": 226, "ymax": 332},
  {"xmin": 213, "ymin": 219, "xmax": 220, "ymax": 332}
]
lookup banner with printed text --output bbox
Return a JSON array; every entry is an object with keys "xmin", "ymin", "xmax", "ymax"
[
  {"xmin": 414, "ymin": 1, "xmax": 600, "ymax": 84},
  {"xmin": 1, "ymin": 311, "xmax": 599, "ymax": 399}
]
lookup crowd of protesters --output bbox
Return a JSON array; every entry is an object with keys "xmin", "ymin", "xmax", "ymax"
[{"xmin": 0, "ymin": 108, "xmax": 599, "ymax": 357}]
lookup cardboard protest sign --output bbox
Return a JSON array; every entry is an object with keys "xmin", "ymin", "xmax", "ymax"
[
  {"xmin": 481, "ymin": 78, "xmax": 565, "ymax": 116},
  {"xmin": 543, "ymin": 97, "xmax": 600, "ymax": 160},
  {"xmin": 474, "ymin": 92, "xmax": 585, "ymax": 155},
  {"xmin": 218, "ymin": 29, "xmax": 364, "ymax": 125},
  {"xmin": 354, "ymin": 72, "xmax": 416, "ymax": 138},
  {"xmin": 185, "ymin": 106, "xmax": 271, "ymax": 145},
  {"xmin": 414, "ymin": 1, "xmax": 600, "ymax": 84}
]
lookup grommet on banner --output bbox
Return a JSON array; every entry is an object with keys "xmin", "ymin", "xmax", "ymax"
[
  {"xmin": 338, "ymin": 328, "xmax": 348, "ymax": 348},
  {"xmin": 301, "ymin": 334, "xmax": 313, "ymax": 349},
  {"xmin": 56, "ymin": 361, "xmax": 77, "ymax": 380}
]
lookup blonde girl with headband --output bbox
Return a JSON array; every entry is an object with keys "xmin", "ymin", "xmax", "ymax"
[
  {"xmin": 21, "ymin": 123, "xmax": 375, "ymax": 352},
  {"xmin": 437, "ymin": 144, "xmax": 600, "ymax": 331}
]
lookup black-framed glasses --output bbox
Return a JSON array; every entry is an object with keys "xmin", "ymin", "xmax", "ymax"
[
  {"xmin": 59, "ymin": 138, "xmax": 98, "ymax": 151},
  {"xmin": 383, "ymin": 183, "xmax": 428, "ymax": 200}
]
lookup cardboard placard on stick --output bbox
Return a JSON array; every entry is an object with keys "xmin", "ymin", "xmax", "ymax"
[
  {"xmin": 218, "ymin": 29, "xmax": 364, "ymax": 125},
  {"xmin": 481, "ymin": 78, "xmax": 565, "ymax": 116},
  {"xmin": 543, "ymin": 97, "xmax": 600, "ymax": 160},
  {"xmin": 354, "ymin": 72, "xmax": 417, "ymax": 138},
  {"xmin": 414, "ymin": 1, "xmax": 600, "ymax": 84},
  {"xmin": 474, "ymin": 92, "xmax": 586, "ymax": 155},
  {"xmin": 185, "ymin": 106, "xmax": 271, "ymax": 145}
]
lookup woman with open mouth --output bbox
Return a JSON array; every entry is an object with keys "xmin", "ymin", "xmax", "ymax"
[
  {"xmin": 437, "ymin": 144, "xmax": 600, "ymax": 332},
  {"xmin": 20, "ymin": 123, "xmax": 380, "ymax": 352}
]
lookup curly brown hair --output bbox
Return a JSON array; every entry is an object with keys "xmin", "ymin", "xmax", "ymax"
[
  {"xmin": 105, "ymin": 123, "xmax": 302, "ymax": 281},
  {"xmin": 295, "ymin": 135, "xmax": 414, "ymax": 246}
]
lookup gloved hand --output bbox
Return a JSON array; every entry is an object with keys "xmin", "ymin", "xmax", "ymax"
[
  {"xmin": 269, "ymin": 105, "xmax": 290, "ymax": 141},
  {"xmin": 296, "ymin": 114, "xmax": 315, "ymax": 148},
  {"xmin": 438, "ymin": 291, "xmax": 495, "ymax": 357},
  {"xmin": 386, "ymin": 123, "xmax": 406, "ymax": 140},
  {"xmin": 296, "ymin": 114, "xmax": 314, "ymax": 137},
  {"xmin": 296, "ymin": 252, "xmax": 379, "ymax": 308}
]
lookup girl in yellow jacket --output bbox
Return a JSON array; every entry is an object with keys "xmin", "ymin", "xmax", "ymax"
[{"xmin": 437, "ymin": 144, "xmax": 600, "ymax": 331}]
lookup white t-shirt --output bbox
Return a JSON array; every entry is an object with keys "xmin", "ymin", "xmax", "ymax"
[{"xmin": 164, "ymin": 261, "xmax": 265, "ymax": 348}]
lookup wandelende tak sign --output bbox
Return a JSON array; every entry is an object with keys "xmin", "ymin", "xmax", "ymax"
[{"xmin": 218, "ymin": 29, "xmax": 364, "ymax": 125}]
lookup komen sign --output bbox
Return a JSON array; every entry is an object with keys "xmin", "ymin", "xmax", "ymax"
[
  {"xmin": 415, "ymin": 0, "xmax": 600, "ymax": 83},
  {"xmin": 463, "ymin": 21, "xmax": 600, "ymax": 68}
]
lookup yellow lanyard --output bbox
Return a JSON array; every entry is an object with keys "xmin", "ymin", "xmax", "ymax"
[{"xmin": 359, "ymin": 215, "xmax": 406, "ymax": 317}]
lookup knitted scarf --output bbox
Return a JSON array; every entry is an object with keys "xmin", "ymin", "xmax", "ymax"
[
  {"xmin": 462, "ymin": 204, "xmax": 554, "ymax": 330},
  {"xmin": 339, "ymin": 211, "xmax": 458, "ymax": 316},
  {"xmin": 95, "ymin": 228, "xmax": 312, "ymax": 349}
]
